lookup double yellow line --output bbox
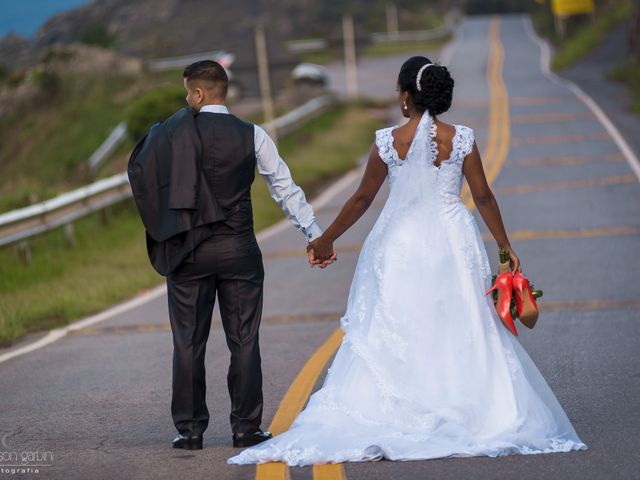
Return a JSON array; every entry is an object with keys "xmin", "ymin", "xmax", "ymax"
[
  {"xmin": 255, "ymin": 17, "xmax": 509, "ymax": 480},
  {"xmin": 461, "ymin": 17, "xmax": 510, "ymax": 207}
]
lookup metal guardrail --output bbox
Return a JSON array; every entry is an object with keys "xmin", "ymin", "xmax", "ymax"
[
  {"xmin": 262, "ymin": 94, "xmax": 334, "ymax": 137},
  {"xmin": 148, "ymin": 50, "xmax": 227, "ymax": 71},
  {"xmin": 287, "ymin": 38, "xmax": 329, "ymax": 53},
  {"xmin": 0, "ymin": 173, "xmax": 131, "ymax": 248},
  {"xmin": 370, "ymin": 25, "xmax": 452, "ymax": 44},
  {"xmin": 0, "ymin": 94, "xmax": 336, "ymax": 250},
  {"xmin": 370, "ymin": 13, "xmax": 456, "ymax": 44},
  {"xmin": 287, "ymin": 12, "xmax": 456, "ymax": 54},
  {"xmin": 87, "ymin": 121, "xmax": 128, "ymax": 172}
]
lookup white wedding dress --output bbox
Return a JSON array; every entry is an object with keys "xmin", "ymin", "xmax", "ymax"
[{"xmin": 228, "ymin": 112, "xmax": 587, "ymax": 466}]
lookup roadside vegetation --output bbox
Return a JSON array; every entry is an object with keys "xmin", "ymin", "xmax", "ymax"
[
  {"xmin": 0, "ymin": 70, "xmax": 139, "ymax": 212},
  {"xmin": 531, "ymin": 0, "xmax": 640, "ymax": 114},
  {"xmin": 295, "ymin": 8, "xmax": 447, "ymax": 65},
  {"xmin": 531, "ymin": 0, "xmax": 633, "ymax": 71},
  {"xmin": 0, "ymin": 101, "xmax": 386, "ymax": 347},
  {"xmin": 364, "ymin": 35, "xmax": 451, "ymax": 58},
  {"xmin": 609, "ymin": 62, "xmax": 640, "ymax": 113},
  {"xmin": 297, "ymin": 35, "xmax": 451, "ymax": 65}
]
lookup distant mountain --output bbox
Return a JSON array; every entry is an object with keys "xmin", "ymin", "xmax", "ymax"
[
  {"xmin": 31, "ymin": 0, "xmax": 418, "ymax": 56},
  {"xmin": 0, "ymin": 0, "xmax": 90, "ymax": 38},
  {"xmin": 0, "ymin": 0, "xmax": 440, "ymax": 69}
]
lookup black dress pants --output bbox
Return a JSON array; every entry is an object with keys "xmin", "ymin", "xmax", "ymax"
[{"xmin": 166, "ymin": 232, "xmax": 265, "ymax": 436}]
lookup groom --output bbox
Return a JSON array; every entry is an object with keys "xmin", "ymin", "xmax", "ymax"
[{"xmin": 128, "ymin": 60, "xmax": 335, "ymax": 450}]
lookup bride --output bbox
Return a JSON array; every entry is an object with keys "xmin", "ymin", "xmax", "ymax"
[{"xmin": 228, "ymin": 56, "xmax": 587, "ymax": 466}]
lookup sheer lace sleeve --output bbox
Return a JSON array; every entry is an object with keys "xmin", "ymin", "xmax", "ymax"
[
  {"xmin": 457, "ymin": 125, "xmax": 475, "ymax": 158},
  {"xmin": 375, "ymin": 127, "xmax": 398, "ymax": 166}
]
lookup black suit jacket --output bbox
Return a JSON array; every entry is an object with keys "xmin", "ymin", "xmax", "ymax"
[{"xmin": 127, "ymin": 107, "xmax": 226, "ymax": 275}]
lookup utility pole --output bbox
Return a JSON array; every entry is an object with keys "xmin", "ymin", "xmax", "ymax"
[
  {"xmin": 386, "ymin": 3, "xmax": 399, "ymax": 40},
  {"xmin": 254, "ymin": 21, "xmax": 277, "ymax": 142},
  {"xmin": 631, "ymin": 0, "xmax": 640, "ymax": 61},
  {"xmin": 553, "ymin": 14, "xmax": 566, "ymax": 38},
  {"xmin": 342, "ymin": 13, "xmax": 359, "ymax": 99}
]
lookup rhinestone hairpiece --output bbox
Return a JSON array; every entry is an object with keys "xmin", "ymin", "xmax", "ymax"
[{"xmin": 416, "ymin": 63, "xmax": 434, "ymax": 92}]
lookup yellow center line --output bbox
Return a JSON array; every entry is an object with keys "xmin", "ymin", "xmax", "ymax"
[
  {"xmin": 511, "ymin": 131, "xmax": 611, "ymax": 146},
  {"xmin": 511, "ymin": 153, "xmax": 625, "ymax": 166},
  {"xmin": 461, "ymin": 16, "xmax": 509, "ymax": 213},
  {"xmin": 510, "ymin": 111, "xmax": 594, "ymax": 124},
  {"xmin": 510, "ymin": 96, "xmax": 564, "ymax": 105},
  {"xmin": 540, "ymin": 299, "xmax": 640, "ymax": 311},
  {"xmin": 261, "ymin": 225, "xmax": 640, "ymax": 262},
  {"xmin": 256, "ymin": 329, "xmax": 344, "ymax": 479},
  {"xmin": 481, "ymin": 225, "xmax": 640, "ymax": 241},
  {"xmin": 492, "ymin": 174, "xmax": 638, "ymax": 195},
  {"xmin": 313, "ymin": 463, "xmax": 347, "ymax": 479},
  {"xmin": 256, "ymin": 17, "xmax": 509, "ymax": 480}
]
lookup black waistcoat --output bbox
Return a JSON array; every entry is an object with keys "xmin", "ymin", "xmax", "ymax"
[{"xmin": 196, "ymin": 112, "xmax": 256, "ymax": 235}]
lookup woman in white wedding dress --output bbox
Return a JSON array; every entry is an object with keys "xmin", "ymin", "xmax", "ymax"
[{"xmin": 228, "ymin": 56, "xmax": 587, "ymax": 466}]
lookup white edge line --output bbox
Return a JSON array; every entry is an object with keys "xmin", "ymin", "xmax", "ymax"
[
  {"xmin": 523, "ymin": 16, "xmax": 640, "ymax": 182},
  {"xmin": 0, "ymin": 164, "xmax": 366, "ymax": 365}
]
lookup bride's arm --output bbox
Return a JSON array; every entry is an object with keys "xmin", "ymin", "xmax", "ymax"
[
  {"xmin": 307, "ymin": 142, "xmax": 388, "ymax": 265},
  {"xmin": 462, "ymin": 142, "xmax": 521, "ymax": 272}
]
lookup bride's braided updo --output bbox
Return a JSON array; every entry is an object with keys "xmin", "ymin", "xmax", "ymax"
[{"xmin": 398, "ymin": 56, "xmax": 454, "ymax": 116}]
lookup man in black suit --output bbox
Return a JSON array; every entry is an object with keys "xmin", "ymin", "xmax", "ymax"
[{"xmin": 129, "ymin": 60, "xmax": 335, "ymax": 450}]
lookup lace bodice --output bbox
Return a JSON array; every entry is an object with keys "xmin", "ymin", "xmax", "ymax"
[{"xmin": 375, "ymin": 122, "xmax": 474, "ymax": 199}]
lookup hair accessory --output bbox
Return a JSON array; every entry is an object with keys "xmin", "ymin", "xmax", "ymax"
[{"xmin": 416, "ymin": 63, "xmax": 434, "ymax": 92}]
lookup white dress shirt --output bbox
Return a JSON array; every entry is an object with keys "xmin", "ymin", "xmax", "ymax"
[{"xmin": 199, "ymin": 104, "xmax": 323, "ymax": 243}]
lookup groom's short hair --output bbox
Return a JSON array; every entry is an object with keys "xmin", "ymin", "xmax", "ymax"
[{"xmin": 183, "ymin": 60, "xmax": 228, "ymax": 98}]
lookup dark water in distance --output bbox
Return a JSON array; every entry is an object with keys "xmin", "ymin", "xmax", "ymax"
[{"xmin": 0, "ymin": 0, "xmax": 90, "ymax": 38}]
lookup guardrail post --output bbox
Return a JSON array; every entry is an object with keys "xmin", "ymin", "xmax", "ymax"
[
  {"xmin": 64, "ymin": 223, "xmax": 75, "ymax": 247},
  {"xmin": 100, "ymin": 207, "xmax": 111, "ymax": 225},
  {"xmin": 14, "ymin": 240, "xmax": 32, "ymax": 265}
]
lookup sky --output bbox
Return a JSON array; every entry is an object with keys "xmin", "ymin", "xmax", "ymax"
[{"xmin": 0, "ymin": 0, "xmax": 90, "ymax": 38}]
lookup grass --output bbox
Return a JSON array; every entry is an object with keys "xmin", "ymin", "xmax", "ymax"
[
  {"xmin": 293, "ymin": 9, "xmax": 447, "ymax": 66},
  {"xmin": 531, "ymin": 0, "xmax": 633, "ymax": 71},
  {"xmin": 0, "ymin": 102, "xmax": 386, "ymax": 347},
  {"xmin": 294, "ymin": 34, "xmax": 450, "ymax": 66},
  {"xmin": 0, "ymin": 72, "xmax": 140, "ymax": 212},
  {"xmin": 364, "ymin": 35, "xmax": 451, "ymax": 58},
  {"xmin": 609, "ymin": 61, "xmax": 640, "ymax": 113},
  {"xmin": 296, "ymin": 49, "xmax": 338, "ymax": 66}
]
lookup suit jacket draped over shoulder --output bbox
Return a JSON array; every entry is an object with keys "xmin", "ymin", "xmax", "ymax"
[{"xmin": 127, "ymin": 106, "xmax": 226, "ymax": 275}]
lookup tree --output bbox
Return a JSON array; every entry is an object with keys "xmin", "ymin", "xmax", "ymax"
[
  {"xmin": 124, "ymin": 85, "xmax": 187, "ymax": 141},
  {"xmin": 631, "ymin": 0, "xmax": 640, "ymax": 61}
]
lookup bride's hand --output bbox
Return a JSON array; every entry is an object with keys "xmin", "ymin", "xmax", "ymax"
[
  {"xmin": 503, "ymin": 244, "xmax": 521, "ymax": 273},
  {"xmin": 307, "ymin": 237, "xmax": 336, "ymax": 268}
]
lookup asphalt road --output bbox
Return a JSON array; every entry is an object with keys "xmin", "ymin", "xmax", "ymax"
[{"xmin": 1, "ymin": 14, "xmax": 639, "ymax": 480}]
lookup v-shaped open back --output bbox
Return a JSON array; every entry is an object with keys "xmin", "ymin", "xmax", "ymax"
[{"xmin": 390, "ymin": 121, "xmax": 459, "ymax": 168}]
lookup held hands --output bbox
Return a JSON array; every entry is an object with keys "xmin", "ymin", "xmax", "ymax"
[{"xmin": 306, "ymin": 236, "xmax": 337, "ymax": 269}]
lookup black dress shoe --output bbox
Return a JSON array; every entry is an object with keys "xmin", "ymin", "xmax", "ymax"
[
  {"xmin": 172, "ymin": 433, "xmax": 203, "ymax": 450},
  {"xmin": 232, "ymin": 430, "xmax": 273, "ymax": 448}
]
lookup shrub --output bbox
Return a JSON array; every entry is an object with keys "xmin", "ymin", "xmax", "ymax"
[
  {"xmin": 124, "ymin": 84, "xmax": 187, "ymax": 140},
  {"xmin": 31, "ymin": 69, "xmax": 61, "ymax": 96},
  {"xmin": 6, "ymin": 69, "xmax": 26, "ymax": 87},
  {"xmin": 81, "ymin": 24, "xmax": 116, "ymax": 48},
  {"xmin": 464, "ymin": 0, "xmax": 527, "ymax": 14}
]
